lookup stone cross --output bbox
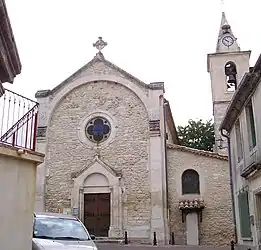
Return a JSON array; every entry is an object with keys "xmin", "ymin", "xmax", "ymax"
[{"xmin": 93, "ymin": 37, "xmax": 108, "ymax": 52}]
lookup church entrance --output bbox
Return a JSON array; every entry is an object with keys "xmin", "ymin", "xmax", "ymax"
[{"xmin": 84, "ymin": 193, "xmax": 110, "ymax": 237}]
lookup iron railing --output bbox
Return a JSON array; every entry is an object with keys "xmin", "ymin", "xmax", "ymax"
[{"xmin": 0, "ymin": 89, "xmax": 38, "ymax": 151}]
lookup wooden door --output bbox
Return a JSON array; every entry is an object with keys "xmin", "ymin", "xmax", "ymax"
[{"xmin": 84, "ymin": 193, "xmax": 110, "ymax": 237}]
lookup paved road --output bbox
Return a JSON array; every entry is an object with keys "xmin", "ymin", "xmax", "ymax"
[{"xmin": 96, "ymin": 243, "xmax": 231, "ymax": 250}]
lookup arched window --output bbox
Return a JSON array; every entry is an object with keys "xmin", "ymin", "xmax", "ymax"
[
  {"xmin": 225, "ymin": 61, "xmax": 237, "ymax": 92},
  {"xmin": 181, "ymin": 169, "xmax": 200, "ymax": 195}
]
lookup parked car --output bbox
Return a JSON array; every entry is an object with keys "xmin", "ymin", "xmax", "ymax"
[{"xmin": 32, "ymin": 212, "xmax": 97, "ymax": 250}]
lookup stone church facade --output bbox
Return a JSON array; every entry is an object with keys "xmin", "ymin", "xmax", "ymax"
[{"xmin": 34, "ymin": 12, "xmax": 241, "ymax": 245}]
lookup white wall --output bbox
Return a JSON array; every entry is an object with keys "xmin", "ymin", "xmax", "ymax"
[
  {"xmin": 229, "ymin": 78, "xmax": 261, "ymax": 250},
  {"xmin": 0, "ymin": 144, "xmax": 44, "ymax": 250},
  {"xmin": 207, "ymin": 51, "xmax": 251, "ymax": 154}
]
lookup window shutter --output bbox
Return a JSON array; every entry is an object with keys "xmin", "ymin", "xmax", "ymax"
[
  {"xmin": 238, "ymin": 191, "xmax": 251, "ymax": 238},
  {"xmin": 249, "ymin": 107, "xmax": 256, "ymax": 147}
]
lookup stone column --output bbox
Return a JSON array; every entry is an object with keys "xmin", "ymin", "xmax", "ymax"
[
  {"xmin": 109, "ymin": 186, "xmax": 114, "ymax": 236},
  {"xmin": 109, "ymin": 185, "xmax": 122, "ymax": 237},
  {"xmin": 149, "ymin": 117, "xmax": 166, "ymax": 244},
  {"xmin": 118, "ymin": 187, "xmax": 123, "ymax": 235},
  {"xmin": 79, "ymin": 188, "xmax": 84, "ymax": 222},
  {"xmin": 35, "ymin": 134, "xmax": 47, "ymax": 212},
  {"xmin": 186, "ymin": 212, "xmax": 199, "ymax": 245}
]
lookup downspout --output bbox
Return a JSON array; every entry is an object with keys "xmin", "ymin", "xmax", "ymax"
[
  {"xmin": 221, "ymin": 129, "xmax": 238, "ymax": 243},
  {"xmin": 162, "ymin": 100, "xmax": 169, "ymax": 244},
  {"xmin": 163, "ymin": 102, "xmax": 169, "ymax": 210}
]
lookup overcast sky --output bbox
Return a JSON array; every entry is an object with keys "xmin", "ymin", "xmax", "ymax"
[{"xmin": 4, "ymin": 0, "xmax": 261, "ymax": 126}]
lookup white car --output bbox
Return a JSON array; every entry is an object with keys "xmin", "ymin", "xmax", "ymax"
[{"xmin": 32, "ymin": 212, "xmax": 98, "ymax": 250}]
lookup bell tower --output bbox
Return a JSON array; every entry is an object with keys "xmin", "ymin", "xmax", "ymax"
[{"xmin": 207, "ymin": 12, "xmax": 251, "ymax": 154}]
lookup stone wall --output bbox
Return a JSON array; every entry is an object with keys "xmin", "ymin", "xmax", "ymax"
[
  {"xmin": 45, "ymin": 80, "xmax": 151, "ymax": 230},
  {"xmin": 167, "ymin": 144, "xmax": 234, "ymax": 246}
]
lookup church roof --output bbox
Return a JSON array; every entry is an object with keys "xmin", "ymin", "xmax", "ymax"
[
  {"xmin": 216, "ymin": 11, "xmax": 240, "ymax": 53},
  {"xmin": 35, "ymin": 51, "xmax": 164, "ymax": 98},
  {"xmin": 220, "ymin": 54, "xmax": 261, "ymax": 132},
  {"xmin": 167, "ymin": 143, "xmax": 228, "ymax": 161},
  {"xmin": 217, "ymin": 12, "xmax": 236, "ymax": 42}
]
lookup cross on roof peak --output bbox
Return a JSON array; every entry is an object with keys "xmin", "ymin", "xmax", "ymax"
[{"xmin": 93, "ymin": 37, "xmax": 107, "ymax": 52}]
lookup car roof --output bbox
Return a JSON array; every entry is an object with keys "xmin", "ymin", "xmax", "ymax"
[{"xmin": 34, "ymin": 212, "xmax": 78, "ymax": 220}]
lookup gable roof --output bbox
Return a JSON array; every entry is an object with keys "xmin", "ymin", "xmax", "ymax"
[
  {"xmin": 35, "ymin": 52, "xmax": 164, "ymax": 98},
  {"xmin": 167, "ymin": 143, "xmax": 228, "ymax": 161},
  {"xmin": 220, "ymin": 53, "xmax": 261, "ymax": 132}
]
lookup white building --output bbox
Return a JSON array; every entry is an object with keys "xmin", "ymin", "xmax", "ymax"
[{"xmin": 220, "ymin": 53, "xmax": 261, "ymax": 250}]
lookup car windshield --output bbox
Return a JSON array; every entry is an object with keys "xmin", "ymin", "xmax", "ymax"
[{"xmin": 33, "ymin": 216, "xmax": 90, "ymax": 241}]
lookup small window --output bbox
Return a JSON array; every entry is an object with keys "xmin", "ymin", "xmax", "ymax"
[
  {"xmin": 245, "ymin": 100, "xmax": 256, "ymax": 150},
  {"xmin": 182, "ymin": 169, "xmax": 200, "ymax": 195},
  {"xmin": 235, "ymin": 120, "xmax": 243, "ymax": 162}
]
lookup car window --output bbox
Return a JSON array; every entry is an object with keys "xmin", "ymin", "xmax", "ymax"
[{"xmin": 33, "ymin": 217, "xmax": 90, "ymax": 241}]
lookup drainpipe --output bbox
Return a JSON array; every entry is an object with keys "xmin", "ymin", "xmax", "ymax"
[
  {"xmin": 162, "ymin": 100, "xmax": 169, "ymax": 244},
  {"xmin": 221, "ymin": 129, "xmax": 238, "ymax": 243},
  {"xmin": 163, "ymin": 102, "xmax": 169, "ymax": 209}
]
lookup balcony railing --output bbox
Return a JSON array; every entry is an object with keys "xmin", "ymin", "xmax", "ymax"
[{"xmin": 0, "ymin": 89, "xmax": 38, "ymax": 151}]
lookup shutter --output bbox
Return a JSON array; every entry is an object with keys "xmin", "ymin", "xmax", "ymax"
[
  {"xmin": 249, "ymin": 104, "xmax": 256, "ymax": 147},
  {"xmin": 238, "ymin": 191, "xmax": 252, "ymax": 238}
]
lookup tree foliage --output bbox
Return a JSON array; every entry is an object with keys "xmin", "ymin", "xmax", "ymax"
[{"xmin": 177, "ymin": 119, "xmax": 215, "ymax": 152}]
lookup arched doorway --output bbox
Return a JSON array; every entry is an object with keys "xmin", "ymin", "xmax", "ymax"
[
  {"xmin": 83, "ymin": 173, "xmax": 110, "ymax": 237},
  {"xmin": 71, "ymin": 156, "xmax": 122, "ymax": 238}
]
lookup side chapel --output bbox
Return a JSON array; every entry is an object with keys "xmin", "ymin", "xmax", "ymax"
[{"xmin": 34, "ymin": 12, "xmax": 242, "ymax": 246}]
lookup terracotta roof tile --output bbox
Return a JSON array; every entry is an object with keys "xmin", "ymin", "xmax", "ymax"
[{"xmin": 167, "ymin": 143, "xmax": 228, "ymax": 161}]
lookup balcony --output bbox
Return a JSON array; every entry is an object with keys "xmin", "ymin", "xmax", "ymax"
[{"xmin": 0, "ymin": 88, "xmax": 38, "ymax": 151}]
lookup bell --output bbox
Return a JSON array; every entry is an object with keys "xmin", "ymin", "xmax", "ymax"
[{"xmin": 227, "ymin": 74, "xmax": 236, "ymax": 84}]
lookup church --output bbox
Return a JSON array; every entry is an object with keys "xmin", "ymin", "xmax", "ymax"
[{"xmin": 33, "ymin": 12, "xmax": 245, "ymax": 246}]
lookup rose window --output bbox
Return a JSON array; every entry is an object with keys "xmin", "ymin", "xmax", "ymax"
[{"xmin": 85, "ymin": 117, "xmax": 111, "ymax": 143}]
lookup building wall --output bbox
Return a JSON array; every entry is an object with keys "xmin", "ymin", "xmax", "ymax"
[
  {"xmin": 208, "ymin": 51, "xmax": 251, "ymax": 154},
  {"xmin": 0, "ymin": 144, "xmax": 44, "ymax": 250},
  {"xmin": 167, "ymin": 146, "xmax": 234, "ymax": 246},
  {"xmin": 229, "ymin": 78, "xmax": 261, "ymax": 250},
  {"xmin": 35, "ymin": 56, "xmax": 169, "ymax": 242},
  {"xmin": 166, "ymin": 123, "xmax": 174, "ymax": 144},
  {"xmin": 45, "ymin": 80, "xmax": 152, "ymax": 229}
]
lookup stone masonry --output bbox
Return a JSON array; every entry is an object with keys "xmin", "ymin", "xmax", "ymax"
[
  {"xmin": 45, "ymin": 80, "xmax": 151, "ymax": 229},
  {"xmin": 35, "ymin": 47, "xmax": 235, "ymax": 246},
  {"xmin": 167, "ymin": 144, "xmax": 234, "ymax": 246}
]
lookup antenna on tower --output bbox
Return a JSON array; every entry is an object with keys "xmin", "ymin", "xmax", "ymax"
[{"xmin": 221, "ymin": 0, "xmax": 225, "ymax": 13}]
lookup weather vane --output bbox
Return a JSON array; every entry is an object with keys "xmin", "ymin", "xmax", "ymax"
[{"xmin": 93, "ymin": 37, "xmax": 107, "ymax": 52}]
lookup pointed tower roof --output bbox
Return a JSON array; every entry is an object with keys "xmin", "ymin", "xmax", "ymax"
[
  {"xmin": 217, "ymin": 12, "xmax": 235, "ymax": 38},
  {"xmin": 216, "ymin": 12, "xmax": 240, "ymax": 53}
]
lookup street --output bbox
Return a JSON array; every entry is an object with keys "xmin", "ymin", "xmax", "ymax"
[{"xmin": 96, "ymin": 243, "xmax": 231, "ymax": 250}]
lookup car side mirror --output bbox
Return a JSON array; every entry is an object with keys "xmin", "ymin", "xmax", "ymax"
[{"xmin": 90, "ymin": 234, "xmax": 95, "ymax": 240}]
